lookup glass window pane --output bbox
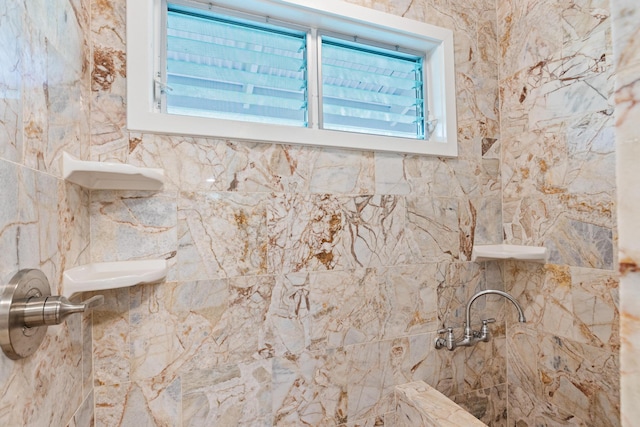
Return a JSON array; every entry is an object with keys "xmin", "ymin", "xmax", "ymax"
[
  {"xmin": 166, "ymin": 5, "xmax": 308, "ymax": 126},
  {"xmin": 321, "ymin": 39, "xmax": 425, "ymax": 139}
]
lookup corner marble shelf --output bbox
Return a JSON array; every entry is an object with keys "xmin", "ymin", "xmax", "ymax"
[
  {"xmin": 63, "ymin": 152, "xmax": 164, "ymax": 190},
  {"xmin": 62, "ymin": 260, "xmax": 168, "ymax": 298},
  {"xmin": 471, "ymin": 244, "xmax": 547, "ymax": 263}
]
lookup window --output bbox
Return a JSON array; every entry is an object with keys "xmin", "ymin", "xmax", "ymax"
[{"xmin": 127, "ymin": 0, "xmax": 458, "ymax": 156}]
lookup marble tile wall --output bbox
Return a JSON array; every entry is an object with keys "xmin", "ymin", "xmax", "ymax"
[
  {"xmin": 610, "ymin": 1, "xmax": 640, "ymax": 426},
  {"xmin": 0, "ymin": 0, "xmax": 93, "ymax": 426},
  {"xmin": 1, "ymin": 0, "xmax": 628, "ymax": 425},
  {"xmin": 88, "ymin": 0, "xmax": 512, "ymax": 425},
  {"xmin": 498, "ymin": 0, "xmax": 621, "ymax": 425}
]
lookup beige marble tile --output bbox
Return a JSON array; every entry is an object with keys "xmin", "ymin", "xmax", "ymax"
[
  {"xmin": 396, "ymin": 381, "xmax": 487, "ymax": 427},
  {"xmin": 0, "ymin": 2, "xmax": 24, "ymax": 164},
  {"xmin": 182, "ymin": 359, "xmax": 271, "ymax": 427},
  {"xmin": 537, "ymin": 333, "xmax": 620, "ymax": 426},
  {"xmin": 67, "ymin": 391, "xmax": 94, "ymax": 427},
  {"xmin": 308, "ymin": 268, "xmax": 386, "ymax": 350},
  {"xmin": 405, "ymin": 197, "xmax": 460, "ymax": 263},
  {"xmin": 272, "ymin": 349, "xmax": 348, "ymax": 426},
  {"xmin": 267, "ymin": 193, "xmax": 349, "ymax": 274},
  {"xmin": 380, "ymin": 264, "xmax": 443, "ymax": 338},
  {"xmin": 571, "ymin": 267, "xmax": 619, "ymax": 349},
  {"xmin": 90, "ymin": 0, "xmax": 128, "ymax": 162},
  {"xmin": 94, "ymin": 376, "xmax": 181, "ymax": 427},
  {"xmin": 92, "ymin": 287, "xmax": 130, "ymax": 387},
  {"xmin": 507, "ymin": 383, "xmax": 587, "ymax": 426},
  {"xmin": 453, "ymin": 384, "xmax": 506, "ymax": 427},
  {"xmin": 341, "ymin": 195, "xmax": 407, "ymax": 268},
  {"xmin": 178, "ymin": 192, "xmax": 267, "ymax": 280},
  {"xmin": 90, "ymin": 190, "xmax": 178, "ymax": 265}
]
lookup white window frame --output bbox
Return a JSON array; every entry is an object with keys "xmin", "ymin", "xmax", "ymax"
[{"xmin": 126, "ymin": 0, "xmax": 458, "ymax": 156}]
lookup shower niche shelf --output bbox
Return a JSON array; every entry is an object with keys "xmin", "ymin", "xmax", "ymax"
[
  {"xmin": 63, "ymin": 152, "xmax": 164, "ymax": 190},
  {"xmin": 471, "ymin": 244, "xmax": 547, "ymax": 263},
  {"xmin": 62, "ymin": 259, "xmax": 168, "ymax": 298}
]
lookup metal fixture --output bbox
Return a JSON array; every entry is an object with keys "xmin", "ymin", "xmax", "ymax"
[
  {"xmin": 435, "ymin": 289, "xmax": 526, "ymax": 351},
  {"xmin": 0, "ymin": 269, "xmax": 104, "ymax": 360}
]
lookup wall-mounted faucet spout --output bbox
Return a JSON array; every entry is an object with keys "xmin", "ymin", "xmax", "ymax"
[
  {"xmin": 435, "ymin": 289, "xmax": 526, "ymax": 351},
  {"xmin": 465, "ymin": 289, "xmax": 526, "ymax": 329}
]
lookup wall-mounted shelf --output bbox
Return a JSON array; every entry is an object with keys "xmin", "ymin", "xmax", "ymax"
[
  {"xmin": 471, "ymin": 244, "xmax": 547, "ymax": 263},
  {"xmin": 62, "ymin": 260, "xmax": 168, "ymax": 298},
  {"xmin": 62, "ymin": 152, "xmax": 164, "ymax": 190}
]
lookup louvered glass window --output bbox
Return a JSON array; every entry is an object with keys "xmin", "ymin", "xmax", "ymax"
[
  {"xmin": 166, "ymin": 6, "xmax": 308, "ymax": 126},
  {"xmin": 164, "ymin": 4, "xmax": 427, "ymax": 140},
  {"xmin": 321, "ymin": 38, "xmax": 425, "ymax": 139}
]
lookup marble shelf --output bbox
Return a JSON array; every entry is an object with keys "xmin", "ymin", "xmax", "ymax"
[
  {"xmin": 471, "ymin": 244, "xmax": 547, "ymax": 263},
  {"xmin": 63, "ymin": 152, "xmax": 164, "ymax": 190},
  {"xmin": 62, "ymin": 260, "xmax": 168, "ymax": 298}
]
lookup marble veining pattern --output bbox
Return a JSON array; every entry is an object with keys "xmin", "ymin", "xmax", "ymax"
[
  {"xmin": 611, "ymin": 0, "xmax": 640, "ymax": 425},
  {"xmin": 0, "ymin": 0, "xmax": 626, "ymax": 426}
]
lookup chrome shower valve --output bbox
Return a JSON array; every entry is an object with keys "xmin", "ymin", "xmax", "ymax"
[{"xmin": 0, "ymin": 269, "xmax": 104, "ymax": 359}]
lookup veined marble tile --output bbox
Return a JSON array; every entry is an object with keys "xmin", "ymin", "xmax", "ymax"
[
  {"xmin": 374, "ymin": 153, "xmax": 410, "ymax": 195},
  {"xmin": 91, "ymin": 190, "xmax": 177, "ymax": 280},
  {"xmin": 571, "ymin": 267, "xmax": 619, "ymax": 349},
  {"xmin": 462, "ymin": 336, "xmax": 507, "ymax": 394},
  {"xmin": 404, "ymin": 157, "xmax": 500, "ymax": 200},
  {"xmin": 406, "ymin": 332, "xmax": 467, "ymax": 397},
  {"xmin": 303, "ymin": 147, "xmax": 375, "ymax": 195},
  {"xmin": 380, "ymin": 264, "xmax": 443, "ymax": 338},
  {"xmin": 620, "ymin": 271, "xmax": 640, "ymax": 426},
  {"xmin": 342, "ymin": 414, "xmax": 388, "ymax": 427},
  {"xmin": 128, "ymin": 133, "xmax": 228, "ymax": 193},
  {"xmin": 129, "ymin": 280, "xmax": 228, "ymax": 381},
  {"xmin": 438, "ymin": 262, "xmax": 506, "ymax": 330},
  {"xmin": 59, "ymin": 182, "xmax": 91, "ymax": 285},
  {"xmin": 396, "ymin": 381, "xmax": 488, "ymax": 427},
  {"xmin": 272, "ymin": 349, "xmax": 348, "ymax": 426},
  {"xmin": 92, "ymin": 287, "xmax": 131, "ymax": 387},
  {"xmin": 67, "ymin": 391, "xmax": 94, "ymax": 427},
  {"xmin": 0, "ymin": 307, "xmax": 84, "ymax": 427},
  {"xmin": 94, "ymin": 376, "xmax": 181, "ymax": 427},
  {"xmin": 506, "ymin": 324, "xmax": 542, "ymax": 397},
  {"xmin": 0, "ymin": 160, "xmax": 56, "ymax": 283},
  {"xmin": 537, "ymin": 333, "xmax": 620, "ymax": 426},
  {"xmin": 264, "ymin": 273, "xmax": 313, "ymax": 357},
  {"xmin": 178, "ymin": 191, "xmax": 267, "ymax": 280},
  {"xmin": 21, "ymin": 25, "xmax": 49, "ymax": 172},
  {"xmin": 405, "ymin": 197, "xmax": 460, "ymax": 263},
  {"xmin": 498, "ymin": 0, "xmax": 564, "ymax": 77},
  {"xmin": 453, "ymin": 384, "xmax": 507, "ymax": 427},
  {"xmin": 0, "ymin": 1, "xmax": 24, "ymax": 164},
  {"xmin": 129, "ymin": 276, "xmax": 273, "ymax": 381},
  {"xmin": 267, "ymin": 193, "xmax": 349, "ymax": 274},
  {"xmin": 90, "ymin": 0, "xmax": 128, "ymax": 161},
  {"xmin": 505, "ymin": 263, "xmax": 576, "ymax": 340},
  {"xmin": 507, "ymin": 383, "xmax": 587, "ymax": 426},
  {"xmin": 346, "ymin": 338, "xmax": 412, "ymax": 421},
  {"xmin": 341, "ymin": 195, "xmax": 407, "ymax": 268},
  {"xmin": 310, "ymin": 269, "xmax": 384, "ymax": 349},
  {"xmin": 182, "ymin": 359, "xmax": 271, "ymax": 427}
]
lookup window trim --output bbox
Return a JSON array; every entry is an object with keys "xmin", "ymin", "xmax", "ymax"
[{"xmin": 126, "ymin": 0, "xmax": 458, "ymax": 156}]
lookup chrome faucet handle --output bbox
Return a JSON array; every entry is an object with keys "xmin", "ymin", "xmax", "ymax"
[
  {"xmin": 24, "ymin": 295, "xmax": 105, "ymax": 327},
  {"xmin": 435, "ymin": 327, "xmax": 456, "ymax": 350},
  {"xmin": 1, "ymin": 269, "xmax": 104, "ymax": 360},
  {"xmin": 479, "ymin": 318, "xmax": 496, "ymax": 341}
]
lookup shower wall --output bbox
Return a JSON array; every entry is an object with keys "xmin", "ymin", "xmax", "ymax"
[
  {"xmin": 498, "ymin": 0, "xmax": 620, "ymax": 425},
  {"xmin": 610, "ymin": 0, "xmax": 640, "ymax": 425},
  {"xmin": 0, "ymin": 0, "xmax": 624, "ymax": 426},
  {"xmin": 0, "ymin": 0, "xmax": 93, "ymax": 426},
  {"xmin": 88, "ymin": 0, "xmax": 511, "ymax": 425}
]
